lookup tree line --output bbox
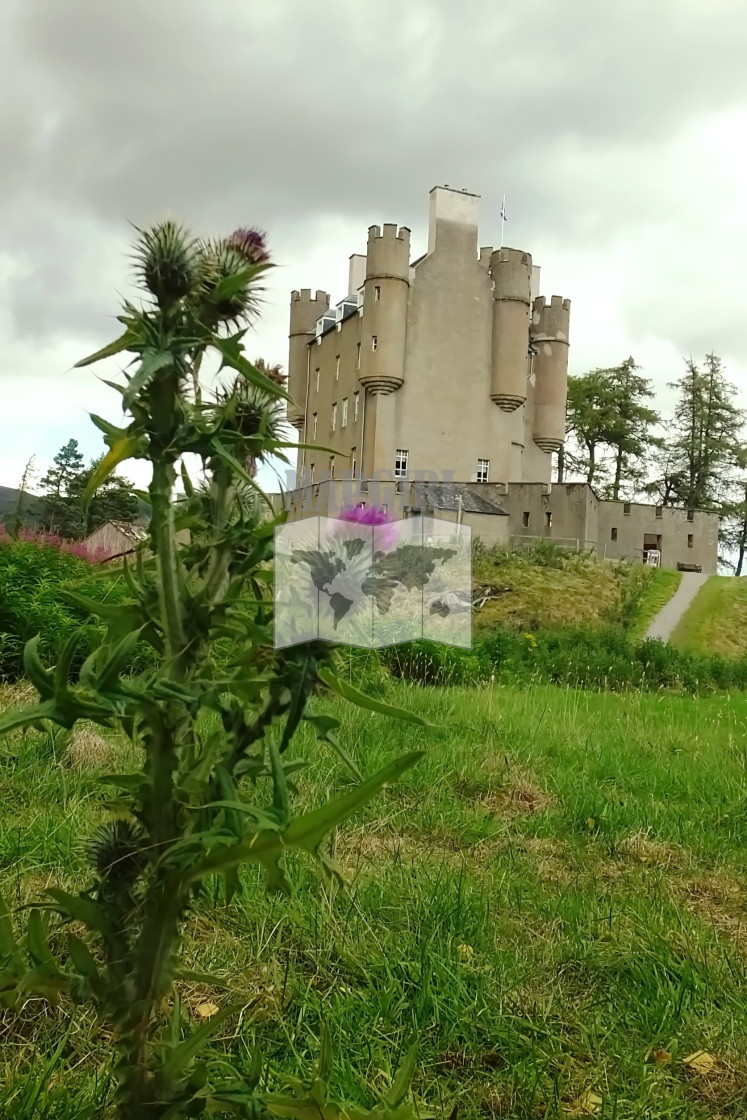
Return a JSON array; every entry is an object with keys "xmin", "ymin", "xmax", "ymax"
[{"xmin": 560, "ymin": 353, "xmax": 747, "ymax": 573}]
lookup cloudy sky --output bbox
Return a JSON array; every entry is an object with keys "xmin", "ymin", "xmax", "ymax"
[{"xmin": 2, "ymin": 0, "xmax": 746, "ymax": 494}]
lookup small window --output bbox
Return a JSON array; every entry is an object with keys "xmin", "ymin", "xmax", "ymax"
[
  {"xmin": 394, "ymin": 449, "xmax": 409, "ymax": 478},
  {"xmin": 356, "ymin": 343, "xmax": 361, "ymax": 369},
  {"xmin": 545, "ymin": 512, "xmax": 553, "ymax": 529},
  {"xmin": 611, "ymin": 527, "xmax": 618, "ymax": 542},
  {"xmin": 335, "ymin": 355, "xmax": 340, "ymax": 381},
  {"xmin": 309, "ymin": 462, "xmax": 315, "ymax": 482},
  {"xmin": 371, "ymin": 335, "xmax": 378, "ymax": 351},
  {"xmin": 623, "ymin": 502, "xmax": 631, "ymax": 515},
  {"xmin": 522, "ymin": 511, "xmax": 530, "ymax": 528},
  {"xmin": 477, "ymin": 458, "xmax": 490, "ymax": 483},
  {"xmin": 688, "ymin": 534, "xmax": 694, "ymax": 548},
  {"xmin": 331, "ymin": 402, "xmax": 337, "ymax": 432},
  {"xmin": 315, "ymin": 368, "xmax": 320, "ymax": 392},
  {"xmin": 329, "ymin": 457, "xmax": 335, "ymax": 479},
  {"xmin": 353, "ymin": 391, "xmax": 360, "ymax": 421},
  {"xmin": 351, "ymin": 450, "xmax": 357, "ymax": 478},
  {"xmin": 687, "ymin": 509, "xmax": 695, "ymax": 522},
  {"xmin": 312, "ymin": 412, "xmax": 317, "ymax": 439},
  {"xmin": 655, "ymin": 506, "xmax": 663, "ymax": 519},
  {"xmin": 341, "ymin": 398, "xmax": 348, "ymax": 427},
  {"xmin": 374, "ymin": 285, "xmax": 381, "ymax": 301},
  {"xmin": 357, "ymin": 501, "xmax": 366, "ymax": 509}
]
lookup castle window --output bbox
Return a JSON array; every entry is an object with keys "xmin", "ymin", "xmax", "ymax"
[
  {"xmin": 394, "ymin": 449, "xmax": 409, "ymax": 478},
  {"xmin": 623, "ymin": 502, "xmax": 631, "ymax": 515},
  {"xmin": 341, "ymin": 398, "xmax": 348, "ymax": 427},
  {"xmin": 315, "ymin": 368, "xmax": 320, "ymax": 392},
  {"xmin": 688, "ymin": 534, "xmax": 694, "ymax": 548},
  {"xmin": 331, "ymin": 402, "xmax": 337, "ymax": 432},
  {"xmin": 351, "ymin": 449, "xmax": 357, "ymax": 478},
  {"xmin": 374, "ymin": 285, "xmax": 381, "ymax": 301},
  {"xmin": 371, "ymin": 335, "xmax": 378, "ymax": 351},
  {"xmin": 655, "ymin": 506, "xmax": 663, "ymax": 518},
  {"xmin": 329, "ymin": 457, "xmax": 335, "ymax": 479},
  {"xmin": 522, "ymin": 511, "xmax": 530, "ymax": 527},
  {"xmin": 611, "ymin": 527, "xmax": 618, "ymax": 542},
  {"xmin": 335, "ymin": 355, "xmax": 340, "ymax": 381},
  {"xmin": 356, "ymin": 343, "xmax": 361, "ymax": 369},
  {"xmin": 687, "ymin": 509, "xmax": 695, "ymax": 521},
  {"xmin": 312, "ymin": 412, "xmax": 317, "ymax": 439},
  {"xmin": 477, "ymin": 458, "xmax": 490, "ymax": 483},
  {"xmin": 357, "ymin": 501, "xmax": 366, "ymax": 509},
  {"xmin": 354, "ymin": 391, "xmax": 360, "ymax": 421},
  {"xmin": 310, "ymin": 463, "xmax": 315, "ymax": 482},
  {"xmin": 545, "ymin": 512, "xmax": 553, "ymax": 529}
]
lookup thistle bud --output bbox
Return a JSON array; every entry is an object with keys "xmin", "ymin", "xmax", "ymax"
[{"xmin": 134, "ymin": 220, "xmax": 198, "ymax": 308}]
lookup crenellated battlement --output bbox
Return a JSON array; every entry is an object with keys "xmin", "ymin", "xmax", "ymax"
[
  {"xmin": 531, "ymin": 295, "xmax": 571, "ymax": 343},
  {"xmin": 490, "ymin": 246, "xmax": 533, "ymax": 303},
  {"xmin": 291, "ymin": 288, "xmax": 330, "ymax": 305},
  {"xmin": 367, "ymin": 223, "xmax": 411, "ymax": 245}
]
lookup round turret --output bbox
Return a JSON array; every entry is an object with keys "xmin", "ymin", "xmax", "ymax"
[
  {"xmin": 490, "ymin": 248, "xmax": 532, "ymax": 412},
  {"xmin": 288, "ymin": 288, "xmax": 329, "ymax": 429},
  {"xmin": 531, "ymin": 295, "xmax": 570, "ymax": 453},
  {"xmin": 358, "ymin": 224, "xmax": 410, "ymax": 395}
]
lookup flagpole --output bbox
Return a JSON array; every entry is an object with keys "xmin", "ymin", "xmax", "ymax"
[{"xmin": 499, "ymin": 195, "xmax": 507, "ymax": 248}]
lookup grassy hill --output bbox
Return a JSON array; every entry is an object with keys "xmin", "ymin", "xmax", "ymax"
[
  {"xmin": 472, "ymin": 542, "xmax": 675, "ymax": 636},
  {"xmin": 671, "ymin": 575, "xmax": 747, "ymax": 657},
  {"xmin": 2, "ymin": 680, "xmax": 747, "ymax": 1116}
]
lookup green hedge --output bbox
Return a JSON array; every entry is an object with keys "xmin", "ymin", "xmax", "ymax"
[{"xmin": 379, "ymin": 627, "xmax": 747, "ymax": 695}]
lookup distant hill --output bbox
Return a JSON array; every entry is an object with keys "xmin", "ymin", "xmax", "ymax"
[{"xmin": 0, "ymin": 487, "xmax": 42, "ymax": 524}]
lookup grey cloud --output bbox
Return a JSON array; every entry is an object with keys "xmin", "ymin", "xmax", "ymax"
[{"xmin": 1, "ymin": 0, "xmax": 747, "ymax": 398}]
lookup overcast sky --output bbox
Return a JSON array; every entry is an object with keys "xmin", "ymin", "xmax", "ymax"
[{"xmin": 2, "ymin": 0, "xmax": 747, "ymax": 494}]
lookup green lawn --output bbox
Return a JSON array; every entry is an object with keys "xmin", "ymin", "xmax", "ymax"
[
  {"xmin": 671, "ymin": 575, "xmax": 747, "ymax": 657},
  {"xmin": 2, "ymin": 681, "xmax": 747, "ymax": 1118}
]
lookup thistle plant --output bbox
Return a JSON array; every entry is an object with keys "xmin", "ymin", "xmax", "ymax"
[{"xmin": 0, "ymin": 221, "xmax": 427, "ymax": 1118}]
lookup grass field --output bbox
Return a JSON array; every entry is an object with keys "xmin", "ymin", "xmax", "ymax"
[
  {"xmin": 671, "ymin": 576, "xmax": 747, "ymax": 657},
  {"xmin": 2, "ymin": 680, "xmax": 747, "ymax": 1118}
]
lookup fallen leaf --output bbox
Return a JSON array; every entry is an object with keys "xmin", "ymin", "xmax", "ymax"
[
  {"xmin": 649, "ymin": 1048, "xmax": 672, "ymax": 1064},
  {"xmin": 586, "ymin": 818, "xmax": 596, "ymax": 831},
  {"xmin": 569, "ymin": 1090, "xmax": 602, "ymax": 1116},
  {"xmin": 195, "ymin": 1001, "xmax": 219, "ymax": 1020},
  {"xmin": 683, "ymin": 1050, "xmax": 716, "ymax": 1075}
]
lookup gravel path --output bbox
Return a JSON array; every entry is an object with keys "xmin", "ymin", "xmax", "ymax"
[{"xmin": 645, "ymin": 572, "xmax": 708, "ymax": 643}]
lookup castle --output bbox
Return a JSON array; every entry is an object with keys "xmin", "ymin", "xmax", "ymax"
[{"xmin": 278, "ymin": 186, "xmax": 719, "ymax": 574}]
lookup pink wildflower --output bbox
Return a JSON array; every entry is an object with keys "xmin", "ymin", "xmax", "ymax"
[{"xmin": 335, "ymin": 504, "xmax": 401, "ymax": 553}]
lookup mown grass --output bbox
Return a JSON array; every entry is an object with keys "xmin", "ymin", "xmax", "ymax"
[
  {"xmin": 671, "ymin": 575, "xmax": 747, "ymax": 658},
  {"xmin": 627, "ymin": 568, "xmax": 682, "ymax": 642},
  {"xmin": 2, "ymin": 681, "xmax": 747, "ymax": 1118}
]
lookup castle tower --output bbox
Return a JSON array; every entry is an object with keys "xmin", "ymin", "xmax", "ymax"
[
  {"xmin": 358, "ymin": 224, "xmax": 410, "ymax": 395},
  {"xmin": 490, "ymin": 248, "xmax": 532, "ymax": 412},
  {"xmin": 287, "ymin": 288, "xmax": 329, "ymax": 431},
  {"xmin": 531, "ymin": 295, "xmax": 570, "ymax": 452}
]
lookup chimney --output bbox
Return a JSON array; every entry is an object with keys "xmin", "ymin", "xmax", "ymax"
[
  {"xmin": 427, "ymin": 185, "xmax": 480, "ymax": 255},
  {"xmin": 348, "ymin": 253, "xmax": 366, "ymax": 294}
]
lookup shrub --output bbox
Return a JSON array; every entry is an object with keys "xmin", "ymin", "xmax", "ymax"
[{"xmin": 0, "ymin": 537, "xmax": 129, "ymax": 681}]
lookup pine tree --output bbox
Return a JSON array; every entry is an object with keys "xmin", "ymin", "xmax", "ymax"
[
  {"xmin": 599, "ymin": 357, "xmax": 661, "ymax": 500},
  {"xmin": 564, "ymin": 370, "xmax": 616, "ymax": 487},
  {"xmin": 39, "ymin": 439, "xmax": 86, "ymax": 536},
  {"xmin": 39, "ymin": 440, "xmax": 139, "ymax": 538},
  {"xmin": 667, "ymin": 354, "xmax": 743, "ymax": 509}
]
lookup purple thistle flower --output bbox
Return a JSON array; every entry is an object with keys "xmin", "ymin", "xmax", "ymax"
[
  {"xmin": 335, "ymin": 505, "xmax": 401, "ymax": 552},
  {"xmin": 225, "ymin": 228, "xmax": 270, "ymax": 266}
]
